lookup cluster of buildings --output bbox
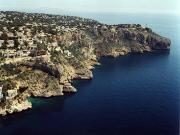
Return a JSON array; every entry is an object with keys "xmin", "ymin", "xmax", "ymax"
[
  {"xmin": 0, "ymin": 11, "xmax": 92, "ymax": 60},
  {"xmin": 0, "ymin": 28, "xmax": 87, "ymax": 61},
  {"xmin": 0, "ymin": 11, "xmax": 149, "ymax": 62}
]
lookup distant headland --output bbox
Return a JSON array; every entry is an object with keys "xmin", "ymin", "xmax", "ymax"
[{"xmin": 0, "ymin": 11, "xmax": 171, "ymax": 116}]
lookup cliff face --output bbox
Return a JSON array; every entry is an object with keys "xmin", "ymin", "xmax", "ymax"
[
  {"xmin": 93, "ymin": 24, "xmax": 170, "ymax": 57},
  {"xmin": 0, "ymin": 11, "xmax": 171, "ymax": 116}
]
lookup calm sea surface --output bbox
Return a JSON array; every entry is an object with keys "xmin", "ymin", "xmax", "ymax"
[{"xmin": 0, "ymin": 13, "xmax": 179, "ymax": 135}]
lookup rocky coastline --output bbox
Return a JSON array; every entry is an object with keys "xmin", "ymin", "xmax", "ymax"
[{"xmin": 0, "ymin": 11, "xmax": 171, "ymax": 116}]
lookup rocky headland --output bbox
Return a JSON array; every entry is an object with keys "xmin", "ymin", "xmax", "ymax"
[{"xmin": 0, "ymin": 11, "xmax": 171, "ymax": 116}]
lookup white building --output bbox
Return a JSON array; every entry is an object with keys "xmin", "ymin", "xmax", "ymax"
[
  {"xmin": 7, "ymin": 40, "xmax": 14, "ymax": 48},
  {"xmin": 64, "ymin": 50, "xmax": 72, "ymax": 57}
]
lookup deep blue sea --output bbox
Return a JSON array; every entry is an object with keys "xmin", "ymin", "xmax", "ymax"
[{"xmin": 0, "ymin": 13, "xmax": 180, "ymax": 135}]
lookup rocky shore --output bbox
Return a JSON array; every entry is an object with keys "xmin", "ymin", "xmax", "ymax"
[{"xmin": 0, "ymin": 11, "xmax": 171, "ymax": 116}]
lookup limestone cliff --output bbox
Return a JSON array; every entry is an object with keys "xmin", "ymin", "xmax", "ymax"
[{"xmin": 0, "ymin": 11, "xmax": 170, "ymax": 116}]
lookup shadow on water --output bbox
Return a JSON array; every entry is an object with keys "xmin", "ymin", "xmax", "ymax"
[
  {"xmin": 0, "ymin": 80, "xmax": 93, "ymax": 128},
  {"xmin": 98, "ymin": 51, "xmax": 170, "ymax": 70},
  {"xmin": 0, "ymin": 94, "xmax": 72, "ymax": 126},
  {"xmin": 73, "ymin": 79, "xmax": 93, "ymax": 89}
]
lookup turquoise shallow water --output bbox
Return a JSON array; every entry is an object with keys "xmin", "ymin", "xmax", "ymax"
[{"xmin": 0, "ymin": 13, "xmax": 179, "ymax": 135}]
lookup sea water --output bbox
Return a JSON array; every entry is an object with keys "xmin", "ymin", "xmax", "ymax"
[{"xmin": 0, "ymin": 13, "xmax": 179, "ymax": 135}]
